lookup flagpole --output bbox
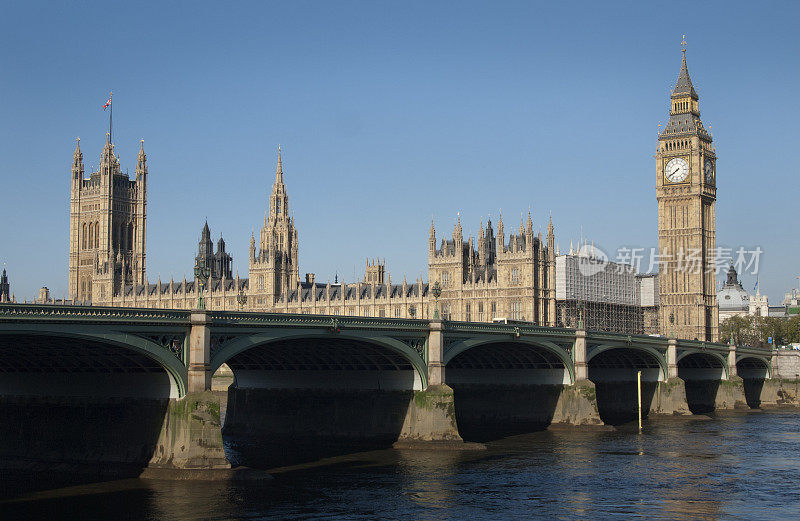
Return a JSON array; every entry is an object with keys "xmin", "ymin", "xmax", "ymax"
[{"xmin": 109, "ymin": 95, "xmax": 113, "ymax": 143}]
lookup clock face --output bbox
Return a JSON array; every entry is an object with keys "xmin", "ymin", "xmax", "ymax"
[
  {"xmin": 704, "ymin": 159, "xmax": 714, "ymax": 183},
  {"xmin": 665, "ymin": 157, "xmax": 689, "ymax": 183}
]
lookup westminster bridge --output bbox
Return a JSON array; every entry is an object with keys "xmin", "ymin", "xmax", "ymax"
[{"xmin": 0, "ymin": 303, "xmax": 787, "ymax": 473}]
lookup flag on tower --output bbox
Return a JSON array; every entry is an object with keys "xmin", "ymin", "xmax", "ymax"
[{"xmin": 103, "ymin": 92, "xmax": 112, "ymax": 111}]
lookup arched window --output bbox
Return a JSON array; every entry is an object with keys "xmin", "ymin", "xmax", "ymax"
[
  {"xmin": 80, "ymin": 280, "xmax": 85, "ymax": 298},
  {"xmin": 88, "ymin": 223, "xmax": 94, "ymax": 249},
  {"xmin": 127, "ymin": 223, "xmax": 134, "ymax": 250},
  {"xmin": 82, "ymin": 223, "xmax": 87, "ymax": 249},
  {"xmin": 258, "ymin": 275, "xmax": 265, "ymax": 290},
  {"xmin": 94, "ymin": 222, "xmax": 99, "ymax": 248}
]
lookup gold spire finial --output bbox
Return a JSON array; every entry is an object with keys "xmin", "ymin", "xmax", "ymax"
[{"xmin": 681, "ymin": 35, "xmax": 687, "ymax": 53}]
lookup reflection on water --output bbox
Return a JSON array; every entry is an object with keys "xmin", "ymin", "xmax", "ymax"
[{"xmin": 2, "ymin": 410, "xmax": 800, "ymax": 520}]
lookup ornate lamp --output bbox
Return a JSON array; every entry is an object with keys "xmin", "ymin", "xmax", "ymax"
[
  {"xmin": 669, "ymin": 312, "xmax": 675, "ymax": 339},
  {"xmin": 193, "ymin": 258, "xmax": 209, "ymax": 310},
  {"xmin": 432, "ymin": 281, "xmax": 442, "ymax": 319},
  {"xmin": 408, "ymin": 304, "xmax": 416, "ymax": 319}
]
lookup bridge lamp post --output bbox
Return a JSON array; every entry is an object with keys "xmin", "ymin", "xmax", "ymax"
[
  {"xmin": 432, "ymin": 281, "xmax": 442, "ymax": 319},
  {"xmin": 669, "ymin": 312, "xmax": 675, "ymax": 339},
  {"xmin": 236, "ymin": 288, "xmax": 247, "ymax": 311},
  {"xmin": 408, "ymin": 304, "xmax": 416, "ymax": 319},
  {"xmin": 193, "ymin": 259, "xmax": 210, "ymax": 310}
]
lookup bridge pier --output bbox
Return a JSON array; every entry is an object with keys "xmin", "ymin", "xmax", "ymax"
[
  {"xmin": 188, "ymin": 311, "xmax": 212, "ymax": 392},
  {"xmin": 394, "ymin": 320, "xmax": 480, "ymax": 448},
  {"xmin": 147, "ymin": 391, "xmax": 230, "ymax": 472},
  {"xmin": 147, "ymin": 311, "xmax": 231, "ymax": 472},
  {"xmin": 728, "ymin": 343, "xmax": 738, "ymax": 378},
  {"xmin": 574, "ymin": 329, "xmax": 588, "ymax": 381},
  {"xmin": 648, "ymin": 339, "xmax": 691, "ymax": 416},
  {"xmin": 650, "ymin": 378, "xmax": 690, "ymax": 416},
  {"xmin": 427, "ymin": 320, "xmax": 445, "ymax": 386},
  {"xmin": 667, "ymin": 339, "xmax": 678, "ymax": 379}
]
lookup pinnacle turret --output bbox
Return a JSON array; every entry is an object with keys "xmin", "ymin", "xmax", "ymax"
[
  {"xmin": 72, "ymin": 137, "xmax": 84, "ymax": 178},
  {"xmin": 136, "ymin": 139, "xmax": 147, "ymax": 178}
]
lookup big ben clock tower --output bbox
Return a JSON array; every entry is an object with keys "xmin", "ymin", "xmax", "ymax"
[{"xmin": 656, "ymin": 40, "xmax": 719, "ymax": 342}]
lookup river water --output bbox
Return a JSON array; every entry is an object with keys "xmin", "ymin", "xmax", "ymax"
[{"xmin": 2, "ymin": 410, "xmax": 799, "ymax": 520}]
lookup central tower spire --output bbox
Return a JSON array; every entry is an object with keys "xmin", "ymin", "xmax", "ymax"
[{"xmin": 275, "ymin": 145, "xmax": 284, "ymax": 185}]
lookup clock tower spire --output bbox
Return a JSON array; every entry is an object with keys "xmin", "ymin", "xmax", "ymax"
[{"xmin": 656, "ymin": 40, "xmax": 719, "ymax": 342}]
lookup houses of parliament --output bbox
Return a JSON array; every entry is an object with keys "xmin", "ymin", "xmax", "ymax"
[{"xmin": 66, "ymin": 48, "xmax": 719, "ymax": 341}]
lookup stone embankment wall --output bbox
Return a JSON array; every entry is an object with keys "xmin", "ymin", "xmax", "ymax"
[{"xmin": 776, "ymin": 350, "xmax": 800, "ymax": 379}]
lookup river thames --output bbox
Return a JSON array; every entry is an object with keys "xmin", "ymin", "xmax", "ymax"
[{"xmin": 2, "ymin": 410, "xmax": 798, "ymax": 520}]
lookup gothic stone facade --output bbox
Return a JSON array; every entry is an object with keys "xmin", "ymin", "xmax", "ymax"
[
  {"xmin": 72, "ymin": 52, "xmax": 726, "ymax": 332},
  {"xmin": 68, "ymin": 134, "xmax": 147, "ymax": 303},
  {"xmin": 82, "ymin": 145, "xmax": 556, "ymax": 322},
  {"xmin": 428, "ymin": 214, "xmax": 556, "ymax": 324}
]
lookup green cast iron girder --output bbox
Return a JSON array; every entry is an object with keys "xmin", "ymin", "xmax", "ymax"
[
  {"xmin": 735, "ymin": 354, "xmax": 773, "ymax": 378},
  {"xmin": 442, "ymin": 336, "xmax": 576, "ymax": 385},
  {"xmin": 208, "ymin": 328, "xmax": 429, "ymax": 389},
  {"xmin": 0, "ymin": 303, "xmax": 191, "ymax": 325},
  {"xmin": 444, "ymin": 320, "xmax": 577, "ymax": 339},
  {"xmin": 0, "ymin": 323, "xmax": 188, "ymax": 397},
  {"xmin": 587, "ymin": 343, "xmax": 668, "ymax": 381},
  {"xmin": 675, "ymin": 349, "xmax": 730, "ymax": 379},
  {"xmin": 209, "ymin": 310, "xmax": 431, "ymax": 333}
]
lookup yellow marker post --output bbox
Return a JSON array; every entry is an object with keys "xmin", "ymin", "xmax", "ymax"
[{"xmin": 637, "ymin": 370, "xmax": 643, "ymax": 433}]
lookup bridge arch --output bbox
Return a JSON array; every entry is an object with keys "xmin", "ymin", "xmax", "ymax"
[
  {"xmin": 442, "ymin": 337, "xmax": 574, "ymax": 440},
  {"xmin": 444, "ymin": 337, "xmax": 574, "ymax": 385},
  {"xmin": 0, "ymin": 325, "xmax": 187, "ymax": 470},
  {"xmin": 587, "ymin": 343, "xmax": 666, "ymax": 425},
  {"xmin": 211, "ymin": 330, "xmax": 428, "ymax": 390},
  {"xmin": 735, "ymin": 355, "xmax": 772, "ymax": 408},
  {"xmin": 214, "ymin": 330, "xmax": 428, "ymax": 467},
  {"xmin": 676, "ymin": 351, "xmax": 728, "ymax": 414},
  {"xmin": 676, "ymin": 350, "xmax": 729, "ymax": 380},
  {"xmin": 0, "ymin": 326, "xmax": 187, "ymax": 397},
  {"xmin": 587, "ymin": 343, "xmax": 667, "ymax": 382},
  {"xmin": 736, "ymin": 355, "xmax": 772, "ymax": 378}
]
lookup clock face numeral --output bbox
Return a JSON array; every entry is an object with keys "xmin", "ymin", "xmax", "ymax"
[
  {"xmin": 704, "ymin": 158, "xmax": 714, "ymax": 184},
  {"xmin": 665, "ymin": 157, "xmax": 689, "ymax": 183}
]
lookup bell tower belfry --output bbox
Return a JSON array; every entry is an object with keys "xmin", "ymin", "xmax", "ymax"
[{"xmin": 656, "ymin": 39, "xmax": 718, "ymax": 341}]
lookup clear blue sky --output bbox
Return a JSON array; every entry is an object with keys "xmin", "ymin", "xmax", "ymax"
[{"xmin": 1, "ymin": 1, "xmax": 798, "ymax": 302}]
